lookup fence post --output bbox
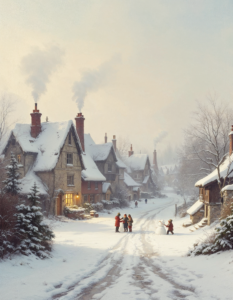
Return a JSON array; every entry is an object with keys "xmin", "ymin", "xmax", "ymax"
[{"xmin": 175, "ymin": 204, "xmax": 177, "ymax": 216}]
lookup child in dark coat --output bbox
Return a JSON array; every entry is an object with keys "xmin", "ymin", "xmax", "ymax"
[{"xmin": 122, "ymin": 214, "xmax": 128, "ymax": 232}]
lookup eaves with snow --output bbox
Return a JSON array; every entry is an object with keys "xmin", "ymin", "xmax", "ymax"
[
  {"xmin": 124, "ymin": 172, "xmax": 141, "ymax": 187},
  {"xmin": 187, "ymin": 199, "xmax": 204, "ymax": 216},
  {"xmin": 123, "ymin": 154, "xmax": 149, "ymax": 172},
  {"xmin": 195, "ymin": 154, "xmax": 233, "ymax": 188}
]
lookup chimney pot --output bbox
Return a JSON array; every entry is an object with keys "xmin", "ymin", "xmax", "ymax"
[
  {"xmin": 105, "ymin": 133, "xmax": 108, "ymax": 143},
  {"xmin": 128, "ymin": 144, "xmax": 134, "ymax": 157},
  {"xmin": 75, "ymin": 112, "xmax": 85, "ymax": 151},
  {"xmin": 112, "ymin": 135, "xmax": 117, "ymax": 151},
  {"xmin": 30, "ymin": 103, "xmax": 42, "ymax": 138}
]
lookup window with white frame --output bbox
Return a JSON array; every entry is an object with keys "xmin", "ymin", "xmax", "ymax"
[
  {"xmin": 67, "ymin": 175, "xmax": 74, "ymax": 186},
  {"xmin": 67, "ymin": 153, "xmax": 73, "ymax": 164}
]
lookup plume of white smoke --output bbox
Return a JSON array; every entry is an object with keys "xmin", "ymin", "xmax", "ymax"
[
  {"xmin": 72, "ymin": 55, "xmax": 120, "ymax": 111},
  {"xmin": 21, "ymin": 45, "xmax": 64, "ymax": 102},
  {"xmin": 154, "ymin": 131, "xmax": 168, "ymax": 147}
]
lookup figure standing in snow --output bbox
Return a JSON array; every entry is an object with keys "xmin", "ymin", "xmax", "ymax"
[
  {"xmin": 127, "ymin": 214, "xmax": 133, "ymax": 232},
  {"xmin": 145, "ymin": 199, "xmax": 147, "ymax": 204},
  {"xmin": 115, "ymin": 213, "xmax": 122, "ymax": 232},
  {"xmin": 122, "ymin": 214, "xmax": 128, "ymax": 232},
  {"xmin": 135, "ymin": 201, "xmax": 138, "ymax": 208},
  {"xmin": 165, "ymin": 219, "xmax": 174, "ymax": 234}
]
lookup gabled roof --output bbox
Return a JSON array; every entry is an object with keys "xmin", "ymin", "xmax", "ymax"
[
  {"xmin": 124, "ymin": 172, "xmax": 141, "ymax": 187},
  {"xmin": 84, "ymin": 134, "xmax": 117, "ymax": 162},
  {"xmin": 20, "ymin": 169, "xmax": 48, "ymax": 195},
  {"xmin": 143, "ymin": 175, "xmax": 150, "ymax": 184},
  {"xmin": 81, "ymin": 153, "xmax": 106, "ymax": 181},
  {"xmin": 195, "ymin": 154, "xmax": 233, "ymax": 187},
  {"xmin": 123, "ymin": 154, "xmax": 149, "ymax": 172},
  {"xmin": 102, "ymin": 182, "xmax": 112, "ymax": 193},
  {"xmin": 2, "ymin": 120, "xmax": 84, "ymax": 172}
]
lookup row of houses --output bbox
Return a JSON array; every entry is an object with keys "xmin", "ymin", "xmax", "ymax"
[
  {"xmin": 0, "ymin": 104, "xmax": 157, "ymax": 215},
  {"xmin": 187, "ymin": 126, "xmax": 233, "ymax": 225}
]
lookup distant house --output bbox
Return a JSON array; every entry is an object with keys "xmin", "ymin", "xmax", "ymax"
[
  {"xmin": 123, "ymin": 145, "xmax": 156, "ymax": 195},
  {"xmin": 1, "ymin": 104, "xmax": 85, "ymax": 216}
]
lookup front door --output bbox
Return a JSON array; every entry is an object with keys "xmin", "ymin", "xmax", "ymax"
[{"xmin": 56, "ymin": 195, "xmax": 62, "ymax": 215}]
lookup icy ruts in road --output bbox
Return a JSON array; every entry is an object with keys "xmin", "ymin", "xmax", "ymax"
[{"xmin": 52, "ymin": 200, "xmax": 197, "ymax": 300}]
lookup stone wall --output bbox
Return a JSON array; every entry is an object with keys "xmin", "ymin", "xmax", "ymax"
[
  {"xmin": 190, "ymin": 209, "xmax": 204, "ymax": 224},
  {"xmin": 207, "ymin": 204, "xmax": 221, "ymax": 225}
]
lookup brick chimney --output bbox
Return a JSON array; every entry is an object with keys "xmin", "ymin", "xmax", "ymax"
[
  {"xmin": 75, "ymin": 112, "xmax": 85, "ymax": 151},
  {"xmin": 128, "ymin": 144, "xmax": 134, "ymax": 157},
  {"xmin": 30, "ymin": 103, "xmax": 42, "ymax": 138},
  {"xmin": 112, "ymin": 135, "xmax": 116, "ymax": 151},
  {"xmin": 153, "ymin": 149, "xmax": 159, "ymax": 172},
  {"xmin": 105, "ymin": 133, "xmax": 107, "ymax": 143},
  {"xmin": 229, "ymin": 125, "xmax": 233, "ymax": 155}
]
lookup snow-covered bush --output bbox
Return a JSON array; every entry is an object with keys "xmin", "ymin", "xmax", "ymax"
[
  {"xmin": 15, "ymin": 183, "xmax": 55, "ymax": 258},
  {"xmin": 3, "ymin": 152, "xmax": 21, "ymax": 195},
  {"xmin": 189, "ymin": 203, "xmax": 233, "ymax": 256},
  {"xmin": 82, "ymin": 202, "xmax": 94, "ymax": 213},
  {"xmin": 91, "ymin": 202, "xmax": 104, "ymax": 212},
  {"xmin": 113, "ymin": 184, "xmax": 129, "ymax": 207}
]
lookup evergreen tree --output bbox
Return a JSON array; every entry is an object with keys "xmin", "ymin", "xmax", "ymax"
[
  {"xmin": 190, "ymin": 203, "xmax": 233, "ymax": 256},
  {"xmin": 3, "ymin": 152, "xmax": 21, "ymax": 195},
  {"xmin": 15, "ymin": 183, "xmax": 55, "ymax": 258}
]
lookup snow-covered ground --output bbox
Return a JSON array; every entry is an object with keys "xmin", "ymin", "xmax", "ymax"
[{"xmin": 1, "ymin": 188, "xmax": 233, "ymax": 300}]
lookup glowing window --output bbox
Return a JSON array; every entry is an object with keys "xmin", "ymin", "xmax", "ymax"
[{"xmin": 65, "ymin": 194, "xmax": 73, "ymax": 205}]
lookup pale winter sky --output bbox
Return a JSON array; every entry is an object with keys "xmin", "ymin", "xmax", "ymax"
[{"xmin": 1, "ymin": 0, "xmax": 233, "ymax": 161}]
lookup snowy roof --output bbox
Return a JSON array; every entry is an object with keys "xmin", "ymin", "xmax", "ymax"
[
  {"xmin": 2, "ymin": 121, "xmax": 83, "ymax": 172},
  {"xmin": 195, "ymin": 155, "xmax": 233, "ymax": 187},
  {"xmin": 187, "ymin": 200, "xmax": 204, "ymax": 216},
  {"xmin": 116, "ymin": 157, "xmax": 127, "ymax": 169},
  {"xmin": 222, "ymin": 184, "xmax": 233, "ymax": 192},
  {"xmin": 133, "ymin": 187, "xmax": 140, "ymax": 191},
  {"xmin": 84, "ymin": 134, "xmax": 115, "ymax": 162},
  {"xmin": 143, "ymin": 175, "xmax": 149, "ymax": 184},
  {"xmin": 124, "ymin": 172, "xmax": 141, "ymax": 187},
  {"xmin": 81, "ymin": 153, "xmax": 106, "ymax": 181},
  {"xmin": 102, "ymin": 182, "xmax": 111, "ymax": 193},
  {"xmin": 20, "ymin": 170, "xmax": 48, "ymax": 195},
  {"xmin": 123, "ymin": 154, "xmax": 149, "ymax": 171}
]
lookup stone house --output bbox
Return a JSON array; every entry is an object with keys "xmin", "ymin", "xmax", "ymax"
[
  {"xmin": 74, "ymin": 113, "xmax": 107, "ymax": 204},
  {"xmin": 194, "ymin": 126, "xmax": 233, "ymax": 225},
  {"xmin": 123, "ymin": 145, "xmax": 156, "ymax": 194},
  {"xmin": 0, "ymin": 104, "xmax": 85, "ymax": 216}
]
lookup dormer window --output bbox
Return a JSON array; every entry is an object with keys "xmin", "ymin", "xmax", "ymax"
[
  {"xmin": 108, "ymin": 164, "xmax": 112, "ymax": 172},
  {"xmin": 68, "ymin": 132, "xmax": 72, "ymax": 145},
  {"xmin": 17, "ymin": 155, "xmax": 21, "ymax": 163}
]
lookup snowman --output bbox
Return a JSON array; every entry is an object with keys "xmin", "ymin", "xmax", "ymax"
[{"xmin": 155, "ymin": 220, "xmax": 166, "ymax": 235}]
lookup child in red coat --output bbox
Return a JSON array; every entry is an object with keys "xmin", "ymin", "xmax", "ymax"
[
  {"xmin": 115, "ymin": 213, "xmax": 122, "ymax": 232},
  {"xmin": 165, "ymin": 219, "xmax": 174, "ymax": 235}
]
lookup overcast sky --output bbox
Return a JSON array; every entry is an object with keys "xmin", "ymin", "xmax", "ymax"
[{"xmin": 1, "ymin": 0, "xmax": 233, "ymax": 159}]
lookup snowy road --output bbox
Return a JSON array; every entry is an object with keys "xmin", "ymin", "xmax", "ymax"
[
  {"xmin": 2, "ymin": 189, "xmax": 233, "ymax": 300},
  {"xmin": 52, "ymin": 194, "xmax": 198, "ymax": 300}
]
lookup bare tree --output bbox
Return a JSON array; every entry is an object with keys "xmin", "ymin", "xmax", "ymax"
[
  {"xmin": 0, "ymin": 94, "xmax": 15, "ymax": 143},
  {"xmin": 117, "ymin": 136, "xmax": 130, "ymax": 157},
  {"xmin": 185, "ymin": 96, "xmax": 233, "ymax": 195}
]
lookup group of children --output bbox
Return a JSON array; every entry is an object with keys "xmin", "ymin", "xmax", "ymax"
[{"xmin": 115, "ymin": 213, "xmax": 133, "ymax": 232}]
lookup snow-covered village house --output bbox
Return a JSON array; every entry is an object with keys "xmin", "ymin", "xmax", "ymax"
[
  {"xmin": 188, "ymin": 126, "xmax": 233, "ymax": 225},
  {"xmin": 123, "ymin": 145, "xmax": 156, "ymax": 196},
  {"xmin": 74, "ymin": 113, "xmax": 107, "ymax": 203},
  {"xmin": 1, "ymin": 104, "xmax": 85, "ymax": 216}
]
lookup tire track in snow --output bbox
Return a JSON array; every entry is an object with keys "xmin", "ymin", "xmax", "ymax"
[{"xmin": 51, "ymin": 199, "xmax": 179, "ymax": 300}]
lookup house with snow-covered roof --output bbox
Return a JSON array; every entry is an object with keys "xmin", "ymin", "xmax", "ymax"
[
  {"xmin": 1, "ymin": 104, "xmax": 85, "ymax": 215},
  {"xmin": 192, "ymin": 126, "xmax": 233, "ymax": 225},
  {"xmin": 123, "ymin": 145, "xmax": 156, "ymax": 195}
]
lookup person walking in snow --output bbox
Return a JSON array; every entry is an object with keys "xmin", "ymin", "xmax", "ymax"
[
  {"xmin": 165, "ymin": 219, "xmax": 174, "ymax": 235},
  {"xmin": 122, "ymin": 214, "xmax": 128, "ymax": 232},
  {"xmin": 145, "ymin": 199, "xmax": 147, "ymax": 204},
  {"xmin": 127, "ymin": 214, "xmax": 134, "ymax": 232},
  {"xmin": 115, "ymin": 213, "xmax": 122, "ymax": 232},
  {"xmin": 135, "ymin": 201, "xmax": 138, "ymax": 208}
]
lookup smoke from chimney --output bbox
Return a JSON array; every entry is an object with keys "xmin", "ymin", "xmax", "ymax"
[
  {"xmin": 154, "ymin": 131, "xmax": 168, "ymax": 147},
  {"xmin": 21, "ymin": 45, "xmax": 64, "ymax": 102},
  {"xmin": 72, "ymin": 55, "xmax": 121, "ymax": 112}
]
